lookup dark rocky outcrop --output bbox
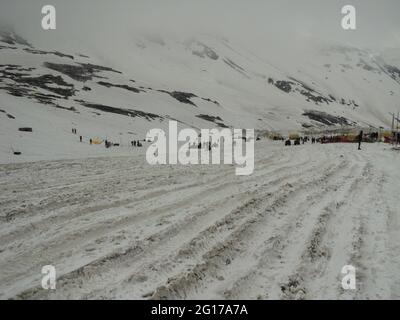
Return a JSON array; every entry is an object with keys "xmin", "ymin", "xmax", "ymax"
[
  {"xmin": 357, "ymin": 59, "xmax": 380, "ymax": 73},
  {"xmin": 158, "ymin": 90, "xmax": 198, "ymax": 106},
  {"xmin": 44, "ymin": 62, "xmax": 121, "ymax": 82},
  {"xmin": 274, "ymin": 80, "xmax": 295, "ymax": 93},
  {"xmin": 24, "ymin": 48, "xmax": 74, "ymax": 60},
  {"xmin": 187, "ymin": 40, "xmax": 219, "ymax": 60},
  {"xmin": 300, "ymin": 90, "xmax": 331, "ymax": 104},
  {"xmin": 0, "ymin": 45, "xmax": 17, "ymax": 50},
  {"xmin": 18, "ymin": 127, "xmax": 33, "ymax": 132},
  {"xmin": 196, "ymin": 114, "xmax": 228, "ymax": 128},
  {"xmin": 1, "ymin": 68, "xmax": 74, "ymax": 97},
  {"xmin": 303, "ymin": 110, "xmax": 355, "ymax": 126},
  {"xmin": 201, "ymin": 97, "xmax": 220, "ymax": 106},
  {"xmin": 76, "ymin": 100, "xmax": 163, "ymax": 121},
  {"xmin": 16, "ymin": 74, "xmax": 75, "ymax": 97},
  {"xmin": 97, "ymin": 81, "xmax": 143, "ymax": 93},
  {"xmin": 0, "ymin": 64, "xmax": 76, "ymax": 107},
  {"xmin": 0, "ymin": 30, "xmax": 32, "ymax": 47},
  {"xmin": 223, "ymin": 58, "xmax": 249, "ymax": 78},
  {"xmin": 269, "ymin": 77, "xmax": 334, "ymax": 105},
  {"xmin": 385, "ymin": 64, "xmax": 400, "ymax": 81}
]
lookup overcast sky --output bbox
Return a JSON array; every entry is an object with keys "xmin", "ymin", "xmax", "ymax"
[{"xmin": 1, "ymin": 0, "xmax": 399, "ymax": 52}]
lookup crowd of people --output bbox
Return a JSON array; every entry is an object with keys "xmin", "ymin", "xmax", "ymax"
[
  {"xmin": 72, "ymin": 127, "xmax": 145, "ymax": 149},
  {"xmin": 284, "ymin": 130, "xmax": 367, "ymax": 150},
  {"xmin": 131, "ymin": 140, "xmax": 143, "ymax": 147}
]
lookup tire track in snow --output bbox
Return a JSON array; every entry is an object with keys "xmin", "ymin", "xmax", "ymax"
[
  {"xmin": 221, "ymin": 161, "xmax": 361, "ymax": 300},
  {"xmin": 144, "ymin": 159, "xmax": 351, "ymax": 299},
  {"xmin": 9, "ymin": 147, "xmax": 320, "ymax": 299},
  {"xmin": 3, "ymin": 143, "xmax": 395, "ymax": 300},
  {"xmin": 1, "ymin": 149, "xmax": 293, "ymax": 260},
  {"xmin": 278, "ymin": 160, "xmax": 378, "ymax": 300}
]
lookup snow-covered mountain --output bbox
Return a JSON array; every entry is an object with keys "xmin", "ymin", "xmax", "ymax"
[{"xmin": 1, "ymin": 29, "xmax": 399, "ymax": 162}]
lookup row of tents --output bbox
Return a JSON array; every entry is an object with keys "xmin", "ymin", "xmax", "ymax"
[{"xmin": 264, "ymin": 130, "xmax": 398, "ymax": 144}]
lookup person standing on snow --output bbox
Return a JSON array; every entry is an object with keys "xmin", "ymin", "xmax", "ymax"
[{"xmin": 358, "ymin": 130, "xmax": 363, "ymax": 150}]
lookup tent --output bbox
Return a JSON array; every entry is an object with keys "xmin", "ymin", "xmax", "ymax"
[{"xmin": 91, "ymin": 138, "xmax": 103, "ymax": 145}]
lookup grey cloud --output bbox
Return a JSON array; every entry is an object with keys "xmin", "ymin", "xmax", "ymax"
[{"xmin": 0, "ymin": 0, "xmax": 399, "ymax": 52}]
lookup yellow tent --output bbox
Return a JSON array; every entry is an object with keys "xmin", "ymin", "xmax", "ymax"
[
  {"xmin": 268, "ymin": 132, "xmax": 283, "ymax": 140},
  {"xmin": 381, "ymin": 131, "xmax": 393, "ymax": 138},
  {"xmin": 344, "ymin": 133, "xmax": 358, "ymax": 142},
  {"xmin": 289, "ymin": 133, "xmax": 300, "ymax": 140},
  {"xmin": 91, "ymin": 138, "xmax": 103, "ymax": 145}
]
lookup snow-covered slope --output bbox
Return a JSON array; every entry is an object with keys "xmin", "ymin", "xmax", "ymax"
[{"xmin": 1, "ymin": 30, "xmax": 399, "ymax": 162}]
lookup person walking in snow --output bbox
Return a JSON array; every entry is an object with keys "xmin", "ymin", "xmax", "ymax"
[
  {"xmin": 80, "ymin": 135, "xmax": 82, "ymax": 143},
  {"xmin": 358, "ymin": 130, "xmax": 363, "ymax": 150}
]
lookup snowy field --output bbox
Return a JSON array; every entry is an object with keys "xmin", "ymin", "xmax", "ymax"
[{"xmin": 0, "ymin": 141, "xmax": 399, "ymax": 299}]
